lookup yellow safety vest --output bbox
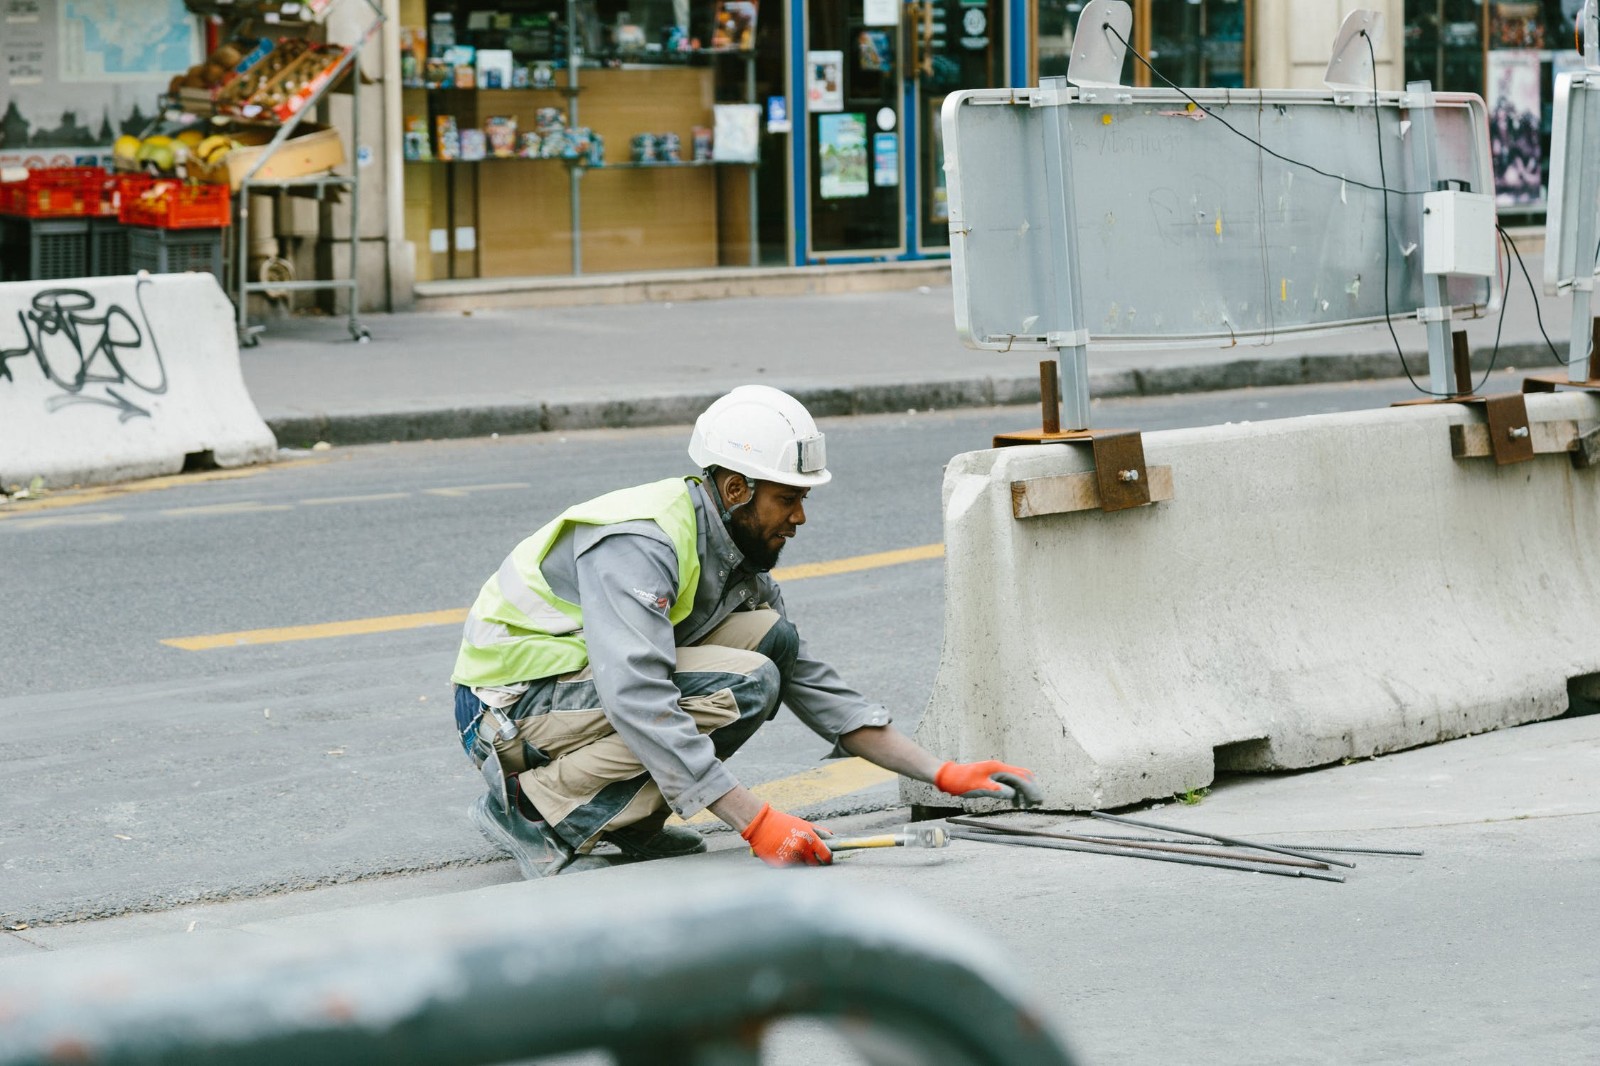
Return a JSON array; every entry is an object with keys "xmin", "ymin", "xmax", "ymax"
[{"xmin": 451, "ymin": 477, "xmax": 702, "ymax": 687}]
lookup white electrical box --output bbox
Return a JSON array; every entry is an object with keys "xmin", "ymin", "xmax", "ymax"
[{"xmin": 1422, "ymin": 189, "xmax": 1496, "ymax": 277}]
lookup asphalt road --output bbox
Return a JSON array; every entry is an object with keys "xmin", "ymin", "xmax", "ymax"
[{"xmin": 0, "ymin": 372, "xmax": 1529, "ymax": 925}]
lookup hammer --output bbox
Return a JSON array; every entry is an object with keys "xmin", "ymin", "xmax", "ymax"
[{"xmin": 828, "ymin": 825, "xmax": 949, "ymax": 852}]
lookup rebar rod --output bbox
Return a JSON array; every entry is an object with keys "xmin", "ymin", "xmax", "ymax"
[
  {"xmin": 1088, "ymin": 811, "xmax": 1357, "ymax": 869},
  {"xmin": 946, "ymin": 816, "xmax": 1329, "ymax": 870},
  {"xmin": 947, "ymin": 828, "xmax": 1346, "ymax": 883},
  {"xmin": 1016, "ymin": 830, "xmax": 1422, "ymax": 857}
]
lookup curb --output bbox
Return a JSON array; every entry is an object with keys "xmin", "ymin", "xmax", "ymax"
[{"xmin": 264, "ymin": 340, "xmax": 1564, "ymax": 448}]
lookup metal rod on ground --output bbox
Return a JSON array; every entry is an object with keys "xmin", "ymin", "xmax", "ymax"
[
  {"xmin": 1016, "ymin": 831, "xmax": 1423, "ymax": 857},
  {"xmin": 1089, "ymin": 811, "xmax": 1356, "ymax": 869},
  {"xmin": 946, "ymin": 828, "xmax": 1346, "ymax": 883},
  {"xmin": 946, "ymin": 816, "xmax": 1330, "ymax": 870}
]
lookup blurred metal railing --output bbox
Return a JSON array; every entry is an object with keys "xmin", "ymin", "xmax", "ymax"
[{"xmin": 0, "ymin": 872, "xmax": 1077, "ymax": 1066}]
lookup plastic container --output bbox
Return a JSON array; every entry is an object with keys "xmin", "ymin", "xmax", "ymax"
[
  {"xmin": 118, "ymin": 180, "xmax": 232, "ymax": 229},
  {"xmin": 0, "ymin": 166, "xmax": 106, "ymax": 218}
]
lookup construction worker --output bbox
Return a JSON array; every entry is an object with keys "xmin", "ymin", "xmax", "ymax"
[{"xmin": 452, "ymin": 385, "xmax": 1041, "ymax": 877}]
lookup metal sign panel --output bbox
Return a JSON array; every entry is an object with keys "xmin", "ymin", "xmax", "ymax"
[
  {"xmin": 1543, "ymin": 71, "xmax": 1600, "ymax": 294},
  {"xmin": 945, "ymin": 87, "xmax": 1496, "ymax": 351}
]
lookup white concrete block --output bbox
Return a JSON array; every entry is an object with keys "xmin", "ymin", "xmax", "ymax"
[
  {"xmin": 0, "ymin": 273, "xmax": 276, "ymax": 489},
  {"xmin": 904, "ymin": 392, "xmax": 1600, "ymax": 811}
]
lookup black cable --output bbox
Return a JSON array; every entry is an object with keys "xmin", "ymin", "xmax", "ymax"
[
  {"xmin": 1102, "ymin": 22, "xmax": 1424, "ymax": 199},
  {"xmin": 1364, "ymin": 29, "xmax": 1432, "ymax": 394},
  {"xmin": 1499, "ymin": 223, "xmax": 1579, "ymax": 366}
]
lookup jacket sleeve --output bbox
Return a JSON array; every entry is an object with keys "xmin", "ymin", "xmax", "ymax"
[
  {"xmin": 574, "ymin": 530, "xmax": 741, "ymax": 817},
  {"xmin": 756, "ymin": 575, "xmax": 892, "ymax": 748}
]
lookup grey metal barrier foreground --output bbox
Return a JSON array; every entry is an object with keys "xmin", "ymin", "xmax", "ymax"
[{"xmin": 0, "ymin": 870, "xmax": 1076, "ymax": 1066}]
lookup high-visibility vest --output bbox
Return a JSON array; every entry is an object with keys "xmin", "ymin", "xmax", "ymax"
[{"xmin": 451, "ymin": 477, "xmax": 702, "ymax": 687}]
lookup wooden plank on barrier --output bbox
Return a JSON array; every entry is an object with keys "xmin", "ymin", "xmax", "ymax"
[
  {"xmin": 1011, "ymin": 465, "xmax": 1175, "ymax": 519},
  {"xmin": 1448, "ymin": 420, "xmax": 1580, "ymax": 459}
]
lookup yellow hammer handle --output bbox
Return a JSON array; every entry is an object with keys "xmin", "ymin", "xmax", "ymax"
[{"xmin": 829, "ymin": 834, "xmax": 902, "ymax": 851}]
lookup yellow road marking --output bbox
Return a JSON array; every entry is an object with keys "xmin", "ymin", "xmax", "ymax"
[
  {"xmin": 161, "ymin": 502, "xmax": 295, "ymax": 517},
  {"xmin": 422, "ymin": 482, "xmax": 530, "ymax": 497},
  {"xmin": 0, "ymin": 511, "xmax": 125, "ymax": 532},
  {"xmin": 163, "ymin": 608, "xmax": 471, "ymax": 651},
  {"xmin": 0, "ymin": 461, "xmax": 326, "ymax": 519},
  {"xmin": 163, "ymin": 541, "xmax": 945, "ymax": 651},
  {"xmin": 772, "ymin": 542, "xmax": 944, "ymax": 581},
  {"xmin": 668, "ymin": 758, "xmax": 898, "ymax": 827},
  {"xmin": 299, "ymin": 492, "xmax": 412, "ymax": 506}
]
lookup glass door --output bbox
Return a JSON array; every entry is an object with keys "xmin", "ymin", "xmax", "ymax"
[
  {"xmin": 912, "ymin": 0, "xmax": 1005, "ymax": 250},
  {"xmin": 805, "ymin": 0, "xmax": 905, "ymax": 256}
]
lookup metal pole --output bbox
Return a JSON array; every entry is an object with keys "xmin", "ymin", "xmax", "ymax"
[
  {"xmin": 1567, "ymin": 72, "xmax": 1598, "ymax": 381},
  {"xmin": 747, "ymin": 51, "xmax": 759, "ymax": 267},
  {"xmin": 947, "ymin": 828, "xmax": 1347, "ymax": 882},
  {"xmin": 568, "ymin": 0, "xmax": 582, "ymax": 275},
  {"xmin": 946, "ymin": 816, "xmax": 1331, "ymax": 869},
  {"xmin": 348, "ymin": 44, "xmax": 363, "ymax": 341},
  {"xmin": 1405, "ymin": 79, "xmax": 1454, "ymax": 396},
  {"xmin": 1038, "ymin": 75, "xmax": 1092, "ymax": 431},
  {"xmin": 1088, "ymin": 810, "xmax": 1356, "ymax": 869}
]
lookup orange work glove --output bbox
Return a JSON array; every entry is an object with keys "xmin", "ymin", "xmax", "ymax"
[
  {"xmin": 935, "ymin": 760, "xmax": 1044, "ymax": 808},
  {"xmin": 740, "ymin": 803, "xmax": 834, "ymax": 867}
]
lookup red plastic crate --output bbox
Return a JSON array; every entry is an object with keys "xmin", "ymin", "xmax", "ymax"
[
  {"xmin": 0, "ymin": 166, "xmax": 105, "ymax": 218},
  {"xmin": 100, "ymin": 173, "xmax": 154, "ymax": 217},
  {"xmin": 118, "ymin": 180, "xmax": 232, "ymax": 229}
]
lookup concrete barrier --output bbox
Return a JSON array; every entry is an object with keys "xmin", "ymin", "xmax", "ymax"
[
  {"xmin": 0, "ymin": 273, "xmax": 275, "ymax": 490},
  {"xmin": 903, "ymin": 391, "xmax": 1600, "ymax": 812}
]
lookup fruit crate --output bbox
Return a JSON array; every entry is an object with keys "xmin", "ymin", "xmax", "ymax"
[
  {"xmin": 118, "ymin": 180, "xmax": 232, "ymax": 229},
  {"xmin": 100, "ymin": 172, "xmax": 154, "ymax": 218},
  {"xmin": 0, "ymin": 216, "xmax": 90, "ymax": 281},
  {"xmin": 127, "ymin": 225, "xmax": 225, "ymax": 279},
  {"xmin": 0, "ymin": 166, "xmax": 106, "ymax": 218}
]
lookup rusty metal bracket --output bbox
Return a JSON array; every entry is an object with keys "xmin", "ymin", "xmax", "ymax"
[
  {"xmin": 1400, "ymin": 392, "xmax": 1535, "ymax": 465},
  {"xmin": 1524, "ymin": 319, "xmax": 1600, "ymax": 394},
  {"xmin": 995, "ymin": 362, "xmax": 1158, "ymax": 515},
  {"xmin": 1392, "ymin": 332, "xmax": 1534, "ymax": 465}
]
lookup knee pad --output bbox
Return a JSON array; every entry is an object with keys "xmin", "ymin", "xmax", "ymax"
[{"xmin": 756, "ymin": 617, "xmax": 799, "ymax": 677}]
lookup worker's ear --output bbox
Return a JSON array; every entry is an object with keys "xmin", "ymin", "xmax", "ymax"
[{"xmin": 720, "ymin": 471, "xmax": 753, "ymax": 506}]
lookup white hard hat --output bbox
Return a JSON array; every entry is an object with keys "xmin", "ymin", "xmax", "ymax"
[{"xmin": 688, "ymin": 385, "xmax": 831, "ymax": 487}]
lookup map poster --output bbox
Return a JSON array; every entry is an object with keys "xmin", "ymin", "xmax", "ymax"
[{"xmin": 1, "ymin": 0, "xmax": 199, "ymax": 168}]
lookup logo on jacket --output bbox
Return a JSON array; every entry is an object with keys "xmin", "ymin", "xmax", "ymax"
[{"xmin": 632, "ymin": 587, "xmax": 671, "ymax": 612}]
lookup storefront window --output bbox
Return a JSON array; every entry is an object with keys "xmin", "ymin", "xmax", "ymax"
[
  {"xmin": 401, "ymin": 0, "xmax": 786, "ymax": 279},
  {"xmin": 1407, "ymin": 0, "xmax": 1589, "ymax": 210},
  {"xmin": 1033, "ymin": 1, "xmax": 1244, "ymax": 89}
]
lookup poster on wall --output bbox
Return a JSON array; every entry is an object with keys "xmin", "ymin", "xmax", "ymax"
[
  {"xmin": 1, "ymin": 0, "xmax": 199, "ymax": 168},
  {"xmin": 806, "ymin": 50, "xmax": 844, "ymax": 113},
  {"xmin": 1486, "ymin": 49, "xmax": 1544, "ymax": 206},
  {"xmin": 872, "ymin": 131, "xmax": 897, "ymax": 187},
  {"xmin": 818, "ymin": 112, "xmax": 867, "ymax": 199}
]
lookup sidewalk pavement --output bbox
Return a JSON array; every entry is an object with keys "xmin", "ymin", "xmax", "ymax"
[
  {"xmin": 4, "ymin": 712, "xmax": 1595, "ymax": 1064},
  {"xmin": 243, "ymin": 264, "xmax": 1587, "ymax": 447}
]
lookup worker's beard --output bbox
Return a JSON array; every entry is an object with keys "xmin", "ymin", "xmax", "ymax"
[{"xmin": 727, "ymin": 509, "xmax": 785, "ymax": 572}]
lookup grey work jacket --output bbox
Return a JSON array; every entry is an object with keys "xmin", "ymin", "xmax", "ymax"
[{"xmin": 535, "ymin": 478, "xmax": 890, "ymax": 817}]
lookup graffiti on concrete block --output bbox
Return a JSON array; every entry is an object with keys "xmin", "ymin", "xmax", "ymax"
[{"xmin": 0, "ymin": 282, "xmax": 169, "ymax": 421}]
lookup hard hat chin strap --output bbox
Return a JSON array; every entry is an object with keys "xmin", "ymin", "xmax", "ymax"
[{"xmin": 704, "ymin": 468, "xmax": 755, "ymax": 524}]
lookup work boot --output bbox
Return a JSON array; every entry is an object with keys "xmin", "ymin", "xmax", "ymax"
[
  {"xmin": 469, "ymin": 793, "xmax": 574, "ymax": 879},
  {"xmin": 601, "ymin": 813, "xmax": 707, "ymax": 860}
]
